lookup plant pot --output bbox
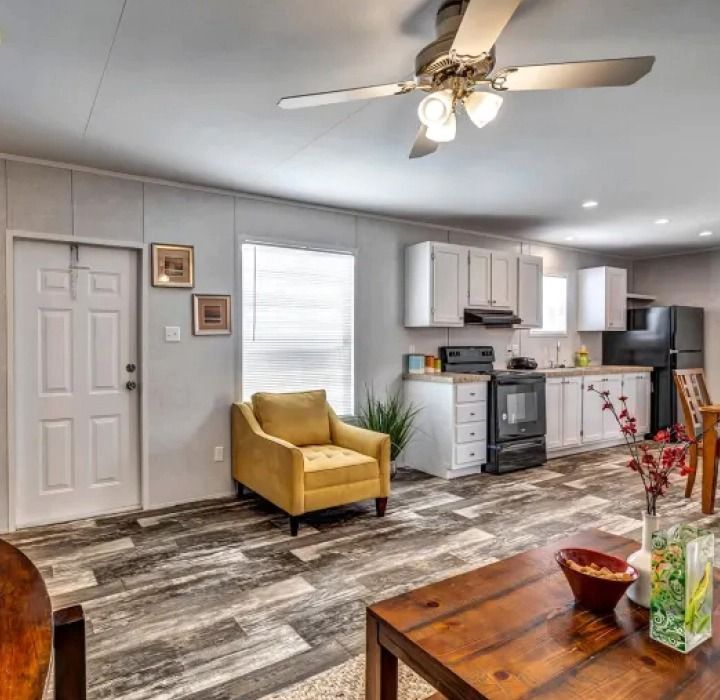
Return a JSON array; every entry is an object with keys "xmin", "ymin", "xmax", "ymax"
[
  {"xmin": 626, "ymin": 511, "xmax": 660, "ymax": 608},
  {"xmin": 390, "ymin": 460, "xmax": 397, "ymax": 480}
]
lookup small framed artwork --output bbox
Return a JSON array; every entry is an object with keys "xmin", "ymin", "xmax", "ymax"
[
  {"xmin": 152, "ymin": 243, "xmax": 194, "ymax": 288},
  {"xmin": 193, "ymin": 294, "xmax": 232, "ymax": 335}
]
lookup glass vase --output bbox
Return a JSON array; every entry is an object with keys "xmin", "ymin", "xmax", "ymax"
[{"xmin": 650, "ymin": 524, "xmax": 714, "ymax": 653}]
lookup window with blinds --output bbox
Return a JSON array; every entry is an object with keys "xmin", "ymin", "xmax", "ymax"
[{"xmin": 241, "ymin": 243, "xmax": 355, "ymax": 415}]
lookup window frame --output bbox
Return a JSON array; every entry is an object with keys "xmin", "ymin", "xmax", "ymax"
[
  {"xmin": 530, "ymin": 272, "xmax": 569, "ymax": 338},
  {"xmin": 239, "ymin": 238, "xmax": 357, "ymax": 416}
]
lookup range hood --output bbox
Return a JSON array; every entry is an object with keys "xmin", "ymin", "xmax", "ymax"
[{"xmin": 464, "ymin": 309, "xmax": 522, "ymax": 327}]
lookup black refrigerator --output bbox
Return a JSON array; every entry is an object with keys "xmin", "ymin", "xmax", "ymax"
[{"xmin": 602, "ymin": 306, "xmax": 704, "ymax": 433}]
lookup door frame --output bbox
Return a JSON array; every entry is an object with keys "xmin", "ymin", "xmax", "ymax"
[{"xmin": 5, "ymin": 229, "xmax": 150, "ymax": 531}]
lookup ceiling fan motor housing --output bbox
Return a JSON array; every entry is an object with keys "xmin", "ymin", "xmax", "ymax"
[{"xmin": 415, "ymin": 0, "xmax": 495, "ymax": 82}]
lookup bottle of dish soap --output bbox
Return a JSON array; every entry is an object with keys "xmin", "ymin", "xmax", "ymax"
[{"xmin": 575, "ymin": 345, "xmax": 590, "ymax": 367}]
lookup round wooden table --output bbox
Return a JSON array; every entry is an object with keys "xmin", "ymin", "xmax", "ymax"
[{"xmin": 0, "ymin": 538, "xmax": 53, "ymax": 700}]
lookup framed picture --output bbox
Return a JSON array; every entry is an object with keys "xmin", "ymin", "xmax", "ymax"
[
  {"xmin": 152, "ymin": 243, "xmax": 194, "ymax": 288},
  {"xmin": 193, "ymin": 294, "xmax": 232, "ymax": 335}
]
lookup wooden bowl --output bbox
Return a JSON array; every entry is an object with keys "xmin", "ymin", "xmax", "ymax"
[{"xmin": 555, "ymin": 548, "xmax": 638, "ymax": 612}]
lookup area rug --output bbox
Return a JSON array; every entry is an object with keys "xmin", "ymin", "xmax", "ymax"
[{"xmin": 260, "ymin": 654, "xmax": 434, "ymax": 700}]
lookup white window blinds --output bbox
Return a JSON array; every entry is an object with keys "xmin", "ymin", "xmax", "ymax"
[{"xmin": 241, "ymin": 243, "xmax": 355, "ymax": 415}]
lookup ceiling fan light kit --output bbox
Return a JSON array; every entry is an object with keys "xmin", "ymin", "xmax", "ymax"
[
  {"xmin": 278, "ymin": 0, "xmax": 655, "ymax": 159},
  {"xmin": 464, "ymin": 91, "xmax": 504, "ymax": 129},
  {"xmin": 426, "ymin": 112, "xmax": 457, "ymax": 142},
  {"xmin": 418, "ymin": 89, "xmax": 454, "ymax": 128}
]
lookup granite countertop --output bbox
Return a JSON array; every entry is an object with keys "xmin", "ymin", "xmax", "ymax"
[
  {"xmin": 402, "ymin": 372, "xmax": 491, "ymax": 384},
  {"xmin": 536, "ymin": 365, "xmax": 653, "ymax": 377}
]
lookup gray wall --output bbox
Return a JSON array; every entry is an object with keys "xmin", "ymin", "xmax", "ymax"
[
  {"xmin": 0, "ymin": 158, "xmax": 630, "ymax": 531},
  {"xmin": 635, "ymin": 251, "xmax": 720, "ymax": 398}
]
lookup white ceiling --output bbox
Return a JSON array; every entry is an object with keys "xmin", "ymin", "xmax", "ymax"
[{"xmin": 1, "ymin": 0, "xmax": 719, "ymax": 257}]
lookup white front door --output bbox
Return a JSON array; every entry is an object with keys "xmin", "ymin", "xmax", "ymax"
[{"xmin": 14, "ymin": 240, "xmax": 140, "ymax": 527}]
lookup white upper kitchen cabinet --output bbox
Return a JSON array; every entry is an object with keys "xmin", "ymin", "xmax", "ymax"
[
  {"xmin": 467, "ymin": 248, "xmax": 517, "ymax": 311},
  {"xmin": 517, "ymin": 254, "xmax": 543, "ymax": 327},
  {"xmin": 468, "ymin": 249, "xmax": 492, "ymax": 307},
  {"xmin": 491, "ymin": 252, "xmax": 516, "ymax": 309},
  {"xmin": 577, "ymin": 266, "xmax": 628, "ymax": 331},
  {"xmin": 405, "ymin": 241, "xmax": 468, "ymax": 327}
]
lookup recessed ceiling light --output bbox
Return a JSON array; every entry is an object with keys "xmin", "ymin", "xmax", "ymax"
[
  {"xmin": 582, "ymin": 200, "xmax": 599, "ymax": 209},
  {"xmin": 565, "ymin": 236, "xmax": 575, "ymax": 241},
  {"xmin": 699, "ymin": 230, "xmax": 714, "ymax": 238},
  {"xmin": 654, "ymin": 218, "xmax": 670, "ymax": 225}
]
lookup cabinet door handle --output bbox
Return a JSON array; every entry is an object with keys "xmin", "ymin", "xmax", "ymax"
[
  {"xmin": 469, "ymin": 412, "xmax": 476, "ymax": 417},
  {"xmin": 469, "ymin": 432, "xmax": 476, "ymax": 437},
  {"xmin": 469, "ymin": 452, "xmax": 476, "ymax": 457}
]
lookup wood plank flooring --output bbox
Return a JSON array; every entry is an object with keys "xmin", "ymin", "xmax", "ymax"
[{"xmin": 5, "ymin": 447, "xmax": 719, "ymax": 699}]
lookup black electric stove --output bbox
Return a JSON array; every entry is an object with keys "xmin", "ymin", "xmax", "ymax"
[{"xmin": 439, "ymin": 346, "xmax": 547, "ymax": 474}]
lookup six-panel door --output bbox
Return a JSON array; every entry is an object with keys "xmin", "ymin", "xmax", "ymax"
[{"xmin": 14, "ymin": 240, "xmax": 140, "ymax": 527}]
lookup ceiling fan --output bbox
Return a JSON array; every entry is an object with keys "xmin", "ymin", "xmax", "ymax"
[{"xmin": 277, "ymin": 0, "xmax": 655, "ymax": 159}]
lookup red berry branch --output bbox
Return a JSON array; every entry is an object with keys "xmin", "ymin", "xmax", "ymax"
[{"xmin": 586, "ymin": 384, "xmax": 695, "ymax": 516}]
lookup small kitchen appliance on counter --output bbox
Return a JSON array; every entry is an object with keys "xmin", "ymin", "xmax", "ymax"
[
  {"xmin": 440, "ymin": 346, "xmax": 547, "ymax": 474},
  {"xmin": 507, "ymin": 356, "xmax": 538, "ymax": 370}
]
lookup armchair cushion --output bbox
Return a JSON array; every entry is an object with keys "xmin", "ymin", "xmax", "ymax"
[
  {"xmin": 252, "ymin": 390, "xmax": 331, "ymax": 446},
  {"xmin": 300, "ymin": 445, "xmax": 379, "ymax": 490}
]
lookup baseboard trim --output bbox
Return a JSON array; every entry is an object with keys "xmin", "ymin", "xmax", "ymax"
[{"xmin": 548, "ymin": 439, "xmax": 626, "ymax": 459}]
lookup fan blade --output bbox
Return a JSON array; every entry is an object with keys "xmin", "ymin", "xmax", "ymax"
[
  {"xmin": 409, "ymin": 126, "xmax": 439, "ymax": 159},
  {"xmin": 451, "ymin": 0, "xmax": 523, "ymax": 59},
  {"xmin": 492, "ymin": 56, "xmax": 655, "ymax": 91},
  {"xmin": 278, "ymin": 81, "xmax": 416, "ymax": 109}
]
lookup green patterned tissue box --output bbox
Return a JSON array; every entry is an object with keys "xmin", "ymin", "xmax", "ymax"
[{"xmin": 650, "ymin": 525, "xmax": 714, "ymax": 653}]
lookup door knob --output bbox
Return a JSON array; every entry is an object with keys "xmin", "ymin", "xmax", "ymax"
[
  {"xmin": 126, "ymin": 381, "xmax": 137, "ymax": 391},
  {"xmin": 126, "ymin": 363, "xmax": 137, "ymax": 373}
]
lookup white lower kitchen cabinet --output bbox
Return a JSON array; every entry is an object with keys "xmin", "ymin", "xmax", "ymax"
[
  {"xmin": 547, "ymin": 370, "xmax": 651, "ymax": 458},
  {"xmin": 402, "ymin": 378, "xmax": 488, "ymax": 479},
  {"xmin": 546, "ymin": 377, "xmax": 582, "ymax": 452},
  {"xmin": 622, "ymin": 372, "xmax": 652, "ymax": 436}
]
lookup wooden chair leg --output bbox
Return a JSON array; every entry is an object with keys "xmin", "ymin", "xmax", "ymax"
[
  {"xmin": 234, "ymin": 480, "xmax": 244, "ymax": 498},
  {"xmin": 685, "ymin": 444, "xmax": 698, "ymax": 498},
  {"xmin": 53, "ymin": 605, "xmax": 86, "ymax": 700},
  {"xmin": 290, "ymin": 516, "xmax": 300, "ymax": 536},
  {"xmin": 376, "ymin": 497, "xmax": 388, "ymax": 517}
]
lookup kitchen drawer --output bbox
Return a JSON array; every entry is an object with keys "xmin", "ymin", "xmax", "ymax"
[
  {"xmin": 456, "ymin": 402, "xmax": 487, "ymax": 423},
  {"xmin": 455, "ymin": 441, "xmax": 486, "ymax": 465},
  {"xmin": 456, "ymin": 422, "xmax": 485, "ymax": 444},
  {"xmin": 456, "ymin": 383, "xmax": 486, "ymax": 404}
]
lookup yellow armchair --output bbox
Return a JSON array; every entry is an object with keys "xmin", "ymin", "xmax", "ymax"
[{"xmin": 231, "ymin": 390, "xmax": 390, "ymax": 535}]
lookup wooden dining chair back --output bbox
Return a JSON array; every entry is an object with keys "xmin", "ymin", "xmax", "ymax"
[{"xmin": 674, "ymin": 368, "xmax": 711, "ymax": 498}]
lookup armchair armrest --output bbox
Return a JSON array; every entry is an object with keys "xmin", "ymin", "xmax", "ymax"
[
  {"xmin": 329, "ymin": 409, "xmax": 391, "ymax": 495},
  {"xmin": 231, "ymin": 403, "xmax": 305, "ymax": 514}
]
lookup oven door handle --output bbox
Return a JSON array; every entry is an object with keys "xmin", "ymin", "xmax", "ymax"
[{"xmin": 495, "ymin": 376, "xmax": 545, "ymax": 386}]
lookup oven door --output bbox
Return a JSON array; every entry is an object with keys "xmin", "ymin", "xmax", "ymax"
[{"xmin": 494, "ymin": 376, "xmax": 546, "ymax": 441}]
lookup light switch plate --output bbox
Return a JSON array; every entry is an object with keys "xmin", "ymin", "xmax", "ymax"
[
  {"xmin": 214, "ymin": 446, "xmax": 224, "ymax": 462},
  {"xmin": 165, "ymin": 326, "xmax": 181, "ymax": 343}
]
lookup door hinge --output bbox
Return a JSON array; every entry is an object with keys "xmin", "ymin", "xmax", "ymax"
[
  {"xmin": 431, "ymin": 252, "xmax": 435, "ymax": 261},
  {"xmin": 580, "ymin": 429, "xmax": 584, "ymax": 437}
]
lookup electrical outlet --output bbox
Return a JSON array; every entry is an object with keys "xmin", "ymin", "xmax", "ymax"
[
  {"xmin": 165, "ymin": 326, "xmax": 181, "ymax": 343},
  {"xmin": 214, "ymin": 446, "xmax": 224, "ymax": 462}
]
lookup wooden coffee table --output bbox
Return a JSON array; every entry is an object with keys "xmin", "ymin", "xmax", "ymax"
[{"xmin": 366, "ymin": 529, "xmax": 720, "ymax": 699}]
